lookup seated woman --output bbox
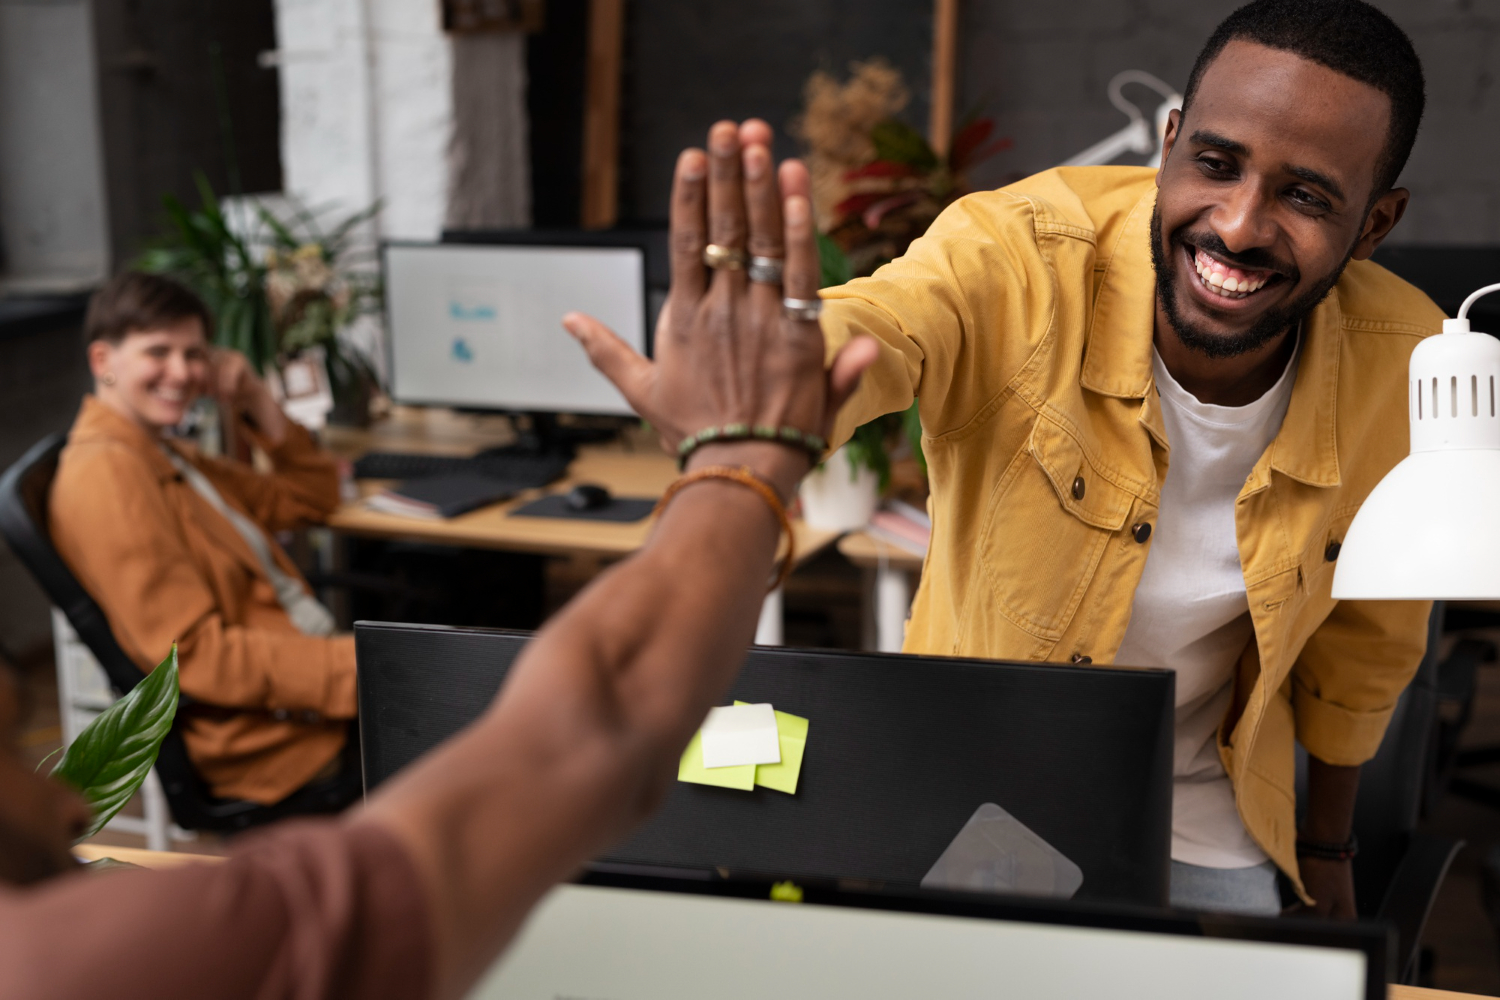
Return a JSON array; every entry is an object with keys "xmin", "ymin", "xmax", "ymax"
[{"xmin": 49, "ymin": 271, "xmax": 359, "ymax": 810}]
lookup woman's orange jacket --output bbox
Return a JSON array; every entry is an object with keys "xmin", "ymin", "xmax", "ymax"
[{"xmin": 49, "ymin": 396, "xmax": 355, "ymax": 804}]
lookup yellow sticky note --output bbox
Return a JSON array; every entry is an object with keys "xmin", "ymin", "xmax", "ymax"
[
  {"xmin": 736, "ymin": 701, "xmax": 809, "ymax": 795},
  {"xmin": 677, "ymin": 727, "xmax": 755, "ymax": 790}
]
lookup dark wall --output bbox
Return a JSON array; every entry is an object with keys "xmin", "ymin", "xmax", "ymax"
[
  {"xmin": 92, "ymin": 0, "xmax": 282, "ymax": 267},
  {"xmin": 616, "ymin": 1, "xmax": 933, "ymax": 224}
]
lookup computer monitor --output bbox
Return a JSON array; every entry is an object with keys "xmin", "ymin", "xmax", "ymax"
[
  {"xmin": 467, "ymin": 868, "xmax": 1385, "ymax": 1000},
  {"xmin": 355, "ymin": 623, "xmax": 1176, "ymax": 906},
  {"xmin": 382, "ymin": 240, "xmax": 648, "ymax": 417}
]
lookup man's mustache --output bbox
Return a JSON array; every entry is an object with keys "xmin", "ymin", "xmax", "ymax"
[{"xmin": 1175, "ymin": 229, "xmax": 1297, "ymax": 281}]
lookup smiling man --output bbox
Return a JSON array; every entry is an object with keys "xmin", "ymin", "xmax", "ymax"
[{"xmin": 819, "ymin": 0, "xmax": 1435, "ymax": 915}]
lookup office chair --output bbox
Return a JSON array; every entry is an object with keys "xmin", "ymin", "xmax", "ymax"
[
  {"xmin": 0, "ymin": 433, "xmax": 356, "ymax": 833},
  {"xmin": 1296, "ymin": 602, "xmax": 1464, "ymax": 986}
]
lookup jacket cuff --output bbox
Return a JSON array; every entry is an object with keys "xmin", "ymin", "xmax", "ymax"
[
  {"xmin": 243, "ymin": 418, "xmax": 320, "ymax": 463},
  {"xmin": 1291, "ymin": 673, "xmax": 1397, "ymax": 766}
]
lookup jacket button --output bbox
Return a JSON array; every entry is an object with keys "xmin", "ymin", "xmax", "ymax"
[
  {"xmin": 1132, "ymin": 522, "xmax": 1152, "ymax": 543},
  {"xmin": 1325, "ymin": 540, "xmax": 1341, "ymax": 562},
  {"xmin": 1070, "ymin": 653, "xmax": 1092, "ymax": 664},
  {"xmin": 1072, "ymin": 476, "xmax": 1086, "ymax": 501}
]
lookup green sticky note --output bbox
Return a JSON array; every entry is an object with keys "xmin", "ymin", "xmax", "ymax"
[
  {"xmin": 736, "ymin": 701, "xmax": 809, "ymax": 795},
  {"xmin": 677, "ymin": 727, "xmax": 756, "ymax": 790}
]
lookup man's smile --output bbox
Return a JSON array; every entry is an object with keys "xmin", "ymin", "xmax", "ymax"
[{"xmin": 1177, "ymin": 239, "xmax": 1290, "ymax": 315}]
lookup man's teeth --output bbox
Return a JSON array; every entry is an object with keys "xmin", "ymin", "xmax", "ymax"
[{"xmin": 1193, "ymin": 248, "xmax": 1271, "ymax": 300}]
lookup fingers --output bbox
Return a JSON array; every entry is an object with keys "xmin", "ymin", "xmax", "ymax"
[
  {"xmin": 781, "ymin": 189, "xmax": 820, "ymax": 305},
  {"xmin": 562, "ymin": 312, "xmax": 655, "ymax": 413},
  {"xmin": 743, "ymin": 142, "xmax": 784, "ymax": 261},
  {"xmin": 668, "ymin": 149, "xmax": 708, "ymax": 301},
  {"xmin": 706, "ymin": 121, "xmax": 748, "ymax": 261},
  {"xmin": 824, "ymin": 336, "xmax": 880, "ymax": 421},
  {"xmin": 739, "ymin": 118, "xmax": 773, "ymax": 150},
  {"xmin": 778, "ymin": 157, "xmax": 812, "ymax": 204}
]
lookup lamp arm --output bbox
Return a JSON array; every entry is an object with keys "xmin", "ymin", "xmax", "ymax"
[{"xmin": 1458, "ymin": 283, "xmax": 1500, "ymax": 321}]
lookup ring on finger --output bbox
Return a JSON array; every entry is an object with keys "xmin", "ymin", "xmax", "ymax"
[
  {"xmin": 782, "ymin": 296, "xmax": 823, "ymax": 322},
  {"xmin": 748, "ymin": 255, "xmax": 784, "ymax": 284},
  {"xmin": 703, "ymin": 243, "xmax": 748, "ymax": 270}
]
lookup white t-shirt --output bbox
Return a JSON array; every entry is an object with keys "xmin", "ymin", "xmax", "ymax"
[{"xmin": 1112, "ymin": 339, "xmax": 1299, "ymax": 869}]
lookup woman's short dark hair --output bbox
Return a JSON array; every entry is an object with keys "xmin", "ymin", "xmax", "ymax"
[{"xmin": 83, "ymin": 271, "xmax": 213, "ymax": 347}]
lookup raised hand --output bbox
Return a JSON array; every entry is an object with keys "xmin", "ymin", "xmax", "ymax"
[
  {"xmin": 210, "ymin": 347, "xmax": 288, "ymax": 445},
  {"xmin": 563, "ymin": 119, "xmax": 876, "ymax": 500}
]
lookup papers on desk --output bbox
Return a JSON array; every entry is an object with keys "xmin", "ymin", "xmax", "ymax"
[
  {"xmin": 678, "ymin": 702, "xmax": 809, "ymax": 794},
  {"xmin": 365, "ymin": 474, "xmax": 520, "ymax": 519},
  {"xmin": 865, "ymin": 499, "xmax": 931, "ymax": 557}
]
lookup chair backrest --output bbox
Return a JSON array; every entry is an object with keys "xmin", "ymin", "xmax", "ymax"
[{"xmin": 0, "ymin": 433, "xmax": 231, "ymax": 828}]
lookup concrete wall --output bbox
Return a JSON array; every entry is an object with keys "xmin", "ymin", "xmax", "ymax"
[
  {"xmin": 272, "ymin": 0, "xmax": 453, "ymax": 241},
  {"xmin": 0, "ymin": 0, "xmax": 109, "ymax": 288},
  {"xmin": 958, "ymin": 0, "xmax": 1500, "ymax": 245}
]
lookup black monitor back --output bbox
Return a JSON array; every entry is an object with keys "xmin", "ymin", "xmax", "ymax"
[{"xmin": 355, "ymin": 622, "xmax": 1175, "ymax": 906}]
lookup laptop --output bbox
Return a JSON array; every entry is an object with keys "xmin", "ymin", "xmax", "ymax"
[{"xmin": 356, "ymin": 623, "xmax": 1176, "ymax": 905}]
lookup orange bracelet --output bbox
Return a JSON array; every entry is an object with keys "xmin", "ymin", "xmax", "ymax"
[{"xmin": 653, "ymin": 465, "xmax": 796, "ymax": 591}]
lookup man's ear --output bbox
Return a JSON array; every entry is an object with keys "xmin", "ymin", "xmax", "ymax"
[
  {"xmin": 1155, "ymin": 107, "xmax": 1182, "ymax": 183},
  {"xmin": 86, "ymin": 340, "xmax": 112, "ymax": 382},
  {"xmin": 1351, "ymin": 187, "xmax": 1410, "ymax": 261}
]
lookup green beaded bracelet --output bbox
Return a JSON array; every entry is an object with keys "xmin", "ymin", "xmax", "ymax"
[{"xmin": 676, "ymin": 423, "xmax": 829, "ymax": 470}]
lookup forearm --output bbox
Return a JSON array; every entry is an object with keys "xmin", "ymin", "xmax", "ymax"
[
  {"xmin": 1302, "ymin": 754, "xmax": 1359, "ymax": 842},
  {"xmin": 360, "ymin": 472, "xmax": 787, "ymax": 999}
]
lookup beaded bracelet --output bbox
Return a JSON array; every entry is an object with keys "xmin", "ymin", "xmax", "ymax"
[
  {"xmin": 653, "ymin": 465, "xmax": 795, "ymax": 592},
  {"xmin": 1295, "ymin": 834, "xmax": 1359, "ymax": 862},
  {"xmin": 676, "ymin": 423, "xmax": 829, "ymax": 471}
]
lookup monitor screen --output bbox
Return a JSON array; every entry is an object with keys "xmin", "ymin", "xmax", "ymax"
[
  {"xmin": 383, "ymin": 242, "xmax": 647, "ymax": 416},
  {"xmin": 467, "ymin": 880, "xmax": 1372, "ymax": 1000}
]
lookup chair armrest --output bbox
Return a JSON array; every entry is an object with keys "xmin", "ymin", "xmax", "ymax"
[{"xmin": 1377, "ymin": 832, "xmax": 1465, "ymax": 984}]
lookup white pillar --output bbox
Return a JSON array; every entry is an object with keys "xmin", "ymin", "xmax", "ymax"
[
  {"xmin": 875, "ymin": 566, "xmax": 911, "ymax": 654},
  {"xmin": 755, "ymin": 587, "xmax": 784, "ymax": 646}
]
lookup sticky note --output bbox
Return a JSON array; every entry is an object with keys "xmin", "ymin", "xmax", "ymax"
[
  {"xmin": 677, "ymin": 728, "xmax": 755, "ymax": 790},
  {"xmin": 700, "ymin": 703, "xmax": 781, "ymax": 768},
  {"xmin": 737, "ymin": 701, "xmax": 809, "ymax": 795}
]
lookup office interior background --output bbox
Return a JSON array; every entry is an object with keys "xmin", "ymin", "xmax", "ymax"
[{"xmin": 2, "ymin": 0, "xmax": 1500, "ymax": 993}]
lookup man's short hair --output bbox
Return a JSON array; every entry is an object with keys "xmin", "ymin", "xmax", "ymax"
[
  {"xmin": 84, "ymin": 271, "xmax": 213, "ymax": 347},
  {"xmin": 1182, "ymin": 0, "xmax": 1425, "ymax": 195}
]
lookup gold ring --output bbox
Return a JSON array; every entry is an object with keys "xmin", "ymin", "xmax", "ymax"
[{"xmin": 703, "ymin": 243, "xmax": 748, "ymax": 270}]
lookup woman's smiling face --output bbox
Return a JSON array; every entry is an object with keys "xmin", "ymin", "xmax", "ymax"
[{"xmin": 88, "ymin": 317, "xmax": 212, "ymax": 432}]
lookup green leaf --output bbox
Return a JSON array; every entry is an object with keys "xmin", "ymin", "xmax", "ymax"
[
  {"xmin": 52, "ymin": 645, "xmax": 179, "ymax": 842},
  {"xmin": 902, "ymin": 399, "xmax": 927, "ymax": 477},
  {"xmin": 817, "ymin": 232, "xmax": 853, "ymax": 289},
  {"xmin": 870, "ymin": 119, "xmax": 938, "ymax": 172}
]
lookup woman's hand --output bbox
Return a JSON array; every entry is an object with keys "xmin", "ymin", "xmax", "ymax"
[
  {"xmin": 210, "ymin": 348, "xmax": 288, "ymax": 446},
  {"xmin": 563, "ymin": 119, "xmax": 876, "ymax": 500}
]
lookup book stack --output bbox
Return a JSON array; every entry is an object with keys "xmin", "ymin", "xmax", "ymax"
[{"xmin": 865, "ymin": 499, "xmax": 931, "ymax": 557}]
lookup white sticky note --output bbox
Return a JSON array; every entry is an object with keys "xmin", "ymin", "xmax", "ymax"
[{"xmin": 699, "ymin": 703, "xmax": 782, "ymax": 769}]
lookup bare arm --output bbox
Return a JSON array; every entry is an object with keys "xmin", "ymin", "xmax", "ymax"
[{"xmin": 358, "ymin": 122, "xmax": 877, "ymax": 1000}]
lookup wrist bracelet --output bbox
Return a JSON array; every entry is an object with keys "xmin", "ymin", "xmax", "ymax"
[
  {"xmin": 677, "ymin": 423, "xmax": 828, "ymax": 471},
  {"xmin": 1295, "ymin": 834, "xmax": 1359, "ymax": 862},
  {"xmin": 653, "ymin": 465, "xmax": 796, "ymax": 592}
]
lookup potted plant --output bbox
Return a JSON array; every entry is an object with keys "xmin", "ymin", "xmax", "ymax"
[{"xmin": 138, "ymin": 174, "xmax": 383, "ymax": 429}]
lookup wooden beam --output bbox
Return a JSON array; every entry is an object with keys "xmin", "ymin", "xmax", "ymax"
[
  {"xmin": 581, "ymin": 0, "xmax": 625, "ymax": 229},
  {"xmin": 929, "ymin": 0, "xmax": 959, "ymax": 159}
]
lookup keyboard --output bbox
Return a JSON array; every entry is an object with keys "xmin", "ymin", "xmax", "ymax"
[{"xmin": 352, "ymin": 450, "xmax": 572, "ymax": 489}]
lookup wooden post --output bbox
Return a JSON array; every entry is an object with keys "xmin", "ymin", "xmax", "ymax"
[
  {"xmin": 929, "ymin": 0, "xmax": 959, "ymax": 159},
  {"xmin": 581, "ymin": 0, "xmax": 625, "ymax": 229}
]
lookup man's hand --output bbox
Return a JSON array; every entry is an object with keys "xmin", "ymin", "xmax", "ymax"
[
  {"xmin": 1285, "ymin": 756, "xmax": 1361, "ymax": 919},
  {"xmin": 563, "ymin": 119, "xmax": 875, "ymax": 500},
  {"xmin": 209, "ymin": 348, "xmax": 288, "ymax": 446},
  {"xmin": 1296, "ymin": 856, "xmax": 1357, "ymax": 919}
]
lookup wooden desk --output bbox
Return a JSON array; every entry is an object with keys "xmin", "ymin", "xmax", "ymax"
[
  {"xmin": 321, "ymin": 408, "xmax": 842, "ymax": 643},
  {"xmin": 57, "ymin": 847, "xmax": 1500, "ymax": 1000},
  {"xmin": 837, "ymin": 530, "xmax": 924, "ymax": 653}
]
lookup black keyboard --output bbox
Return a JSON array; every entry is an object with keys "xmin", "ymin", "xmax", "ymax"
[{"xmin": 352, "ymin": 450, "xmax": 572, "ymax": 488}]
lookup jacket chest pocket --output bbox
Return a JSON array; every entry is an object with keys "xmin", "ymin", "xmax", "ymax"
[{"xmin": 976, "ymin": 415, "xmax": 1137, "ymax": 643}]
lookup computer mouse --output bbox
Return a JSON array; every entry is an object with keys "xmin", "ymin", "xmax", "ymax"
[{"xmin": 565, "ymin": 483, "xmax": 613, "ymax": 511}]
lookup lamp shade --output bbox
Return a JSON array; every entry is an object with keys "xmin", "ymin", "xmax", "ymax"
[{"xmin": 1333, "ymin": 289, "xmax": 1500, "ymax": 599}]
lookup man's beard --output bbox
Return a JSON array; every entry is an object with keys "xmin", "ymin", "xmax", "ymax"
[{"xmin": 1150, "ymin": 202, "xmax": 1354, "ymax": 360}]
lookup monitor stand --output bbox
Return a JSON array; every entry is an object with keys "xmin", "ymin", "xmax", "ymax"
[{"xmin": 475, "ymin": 412, "xmax": 617, "ymax": 462}]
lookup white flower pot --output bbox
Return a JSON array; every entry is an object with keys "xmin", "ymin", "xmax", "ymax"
[{"xmin": 799, "ymin": 445, "xmax": 879, "ymax": 532}]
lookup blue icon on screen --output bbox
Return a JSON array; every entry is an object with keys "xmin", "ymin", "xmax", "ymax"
[
  {"xmin": 452, "ymin": 337, "xmax": 474, "ymax": 363},
  {"xmin": 449, "ymin": 300, "xmax": 497, "ymax": 321}
]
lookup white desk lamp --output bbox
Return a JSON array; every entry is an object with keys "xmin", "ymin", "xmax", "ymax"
[
  {"xmin": 1062, "ymin": 70, "xmax": 1182, "ymax": 168},
  {"xmin": 1332, "ymin": 283, "xmax": 1500, "ymax": 599}
]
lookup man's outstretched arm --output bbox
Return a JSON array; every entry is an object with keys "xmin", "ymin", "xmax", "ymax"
[{"xmin": 359, "ymin": 122, "xmax": 876, "ymax": 1000}]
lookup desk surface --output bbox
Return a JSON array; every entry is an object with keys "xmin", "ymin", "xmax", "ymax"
[
  {"xmin": 62, "ymin": 846, "xmax": 1493, "ymax": 1000},
  {"xmin": 322, "ymin": 408, "xmax": 840, "ymax": 563},
  {"xmin": 837, "ymin": 529, "xmax": 926, "ymax": 572}
]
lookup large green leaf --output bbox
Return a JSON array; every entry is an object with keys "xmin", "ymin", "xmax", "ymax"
[
  {"xmin": 870, "ymin": 119, "xmax": 938, "ymax": 172},
  {"xmin": 817, "ymin": 233, "xmax": 853, "ymax": 289},
  {"xmin": 52, "ymin": 646, "xmax": 179, "ymax": 841}
]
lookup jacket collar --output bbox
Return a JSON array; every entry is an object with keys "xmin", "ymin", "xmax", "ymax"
[
  {"xmin": 70, "ymin": 395, "xmax": 182, "ymax": 483},
  {"xmin": 1079, "ymin": 186, "xmax": 1341, "ymax": 489}
]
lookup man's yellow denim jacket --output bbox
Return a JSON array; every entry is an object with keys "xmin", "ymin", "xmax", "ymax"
[{"xmin": 823, "ymin": 165, "xmax": 1443, "ymax": 898}]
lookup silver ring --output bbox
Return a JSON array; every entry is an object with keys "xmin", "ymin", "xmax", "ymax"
[
  {"xmin": 782, "ymin": 297, "xmax": 822, "ymax": 322},
  {"xmin": 748, "ymin": 255, "xmax": 784, "ymax": 284}
]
